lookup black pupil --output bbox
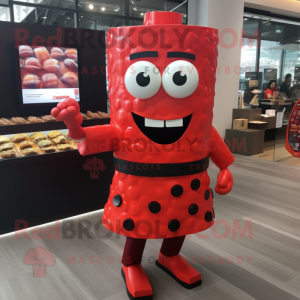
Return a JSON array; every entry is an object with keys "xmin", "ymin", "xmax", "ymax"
[
  {"xmin": 136, "ymin": 72, "xmax": 150, "ymax": 87},
  {"xmin": 173, "ymin": 71, "xmax": 187, "ymax": 86}
]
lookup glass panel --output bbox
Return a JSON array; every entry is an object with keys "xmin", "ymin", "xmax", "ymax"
[
  {"xmin": 78, "ymin": 1, "xmax": 187, "ymax": 23},
  {"xmin": 273, "ymin": 103, "xmax": 293, "ymax": 161},
  {"xmin": 14, "ymin": 0, "xmax": 75, "ymax": 9},
  {"xmin": 79, "ymin": 14, "xmax": 125, "ymax": 32},
  {"xmin": 239, "ymin": 18, "xmax": 260, "ymax": 108},
  {"xmin": 166, "ymin": 0, "xmax": 187, "ymax": 24},
  {"xmin": 79, "ymin": 0, "xmax": 126, "ymax": 16},
  {"xmin": 260, "ymin": 40, "xmax": 282, "ymax": 98},
  {"xmin": 14, "ymin": 5, "xmax": 75, "ymax": 28},
  {"xmin": 0, "ymin": 6, "xmax": 10, "ymax": 21},
  {"xmin": 127, "ymin": 0, "xmax": 187, "ymax": 23},
  {"xmin": 240, "ymin": 38, "xmax": 258, "ymax": 107},
  {"xmin": 282, "ymin": 47, "xmax": 300, "ymax": 99},
  {"xmin": 0, "ymin": 0, "xmax": 8, "ymax": 5}
]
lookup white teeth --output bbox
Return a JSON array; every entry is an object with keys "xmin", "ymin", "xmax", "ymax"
[
  {"xmin": 166, "ymin": 118, "xmax": 183, "ymax": 128},
  {"xmin": 144, "ymin": 118, "xmax": 183, "ymax": 128},
  {"xmin": 145, "ymin": 118, "xmax": 164, "ymax": 128}
]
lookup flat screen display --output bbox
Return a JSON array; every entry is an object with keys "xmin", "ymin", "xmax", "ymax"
[{"xmin": 18, "ymin": 45, "xmax": 80, "ymax": 104}]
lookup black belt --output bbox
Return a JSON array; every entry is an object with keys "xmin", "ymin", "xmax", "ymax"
[{"xmin": 113, "ymin": 155, "xmax": 209, "ymax": 177}]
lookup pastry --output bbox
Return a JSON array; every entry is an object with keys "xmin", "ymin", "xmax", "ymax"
[
  {"xmin": 22, "ymin": 148, "xmax": 38, "ymax": 156},
  {"xmin": 42, "ymin": 73, "xmax": 58, "ymax": 88},
  {"xmin": 34, "ymin": 47, "xmax": 50, "ymax": 61},
  {"xmin": 22, "ymin": 74, "xmax": 42, "ymax": 89},
  {"xmin": 87, "ymin": 111, "xmax": 100, "ymax": 119},
  {"xmin": 11, "ymin": 117, "xmax": 28, "ymax": 124},
  {"xmin": 43, "ymin": 59, "xmax": 60, "ymax": 73},
  {"xmin": 0, "ymin": 118, "xmax": 13, "ymax": 125},
  {"xmin": 30, "ymin": 132, "xmax": 44, "ymax": 140},
  {"xmin": 291, "ymin": 124, "xmax": 298, "ymax": 129},
  {"xmin": 41, "ymin": 115, "xmax": 56, "ymax": 122},
  {"xmin": 80, "ymin": 113, "xmax": 87, "ymax": 120},
  {"xmin": 0, "ymin": 136, "xmax": 10, "ymax": 145},
  {"xmin": 61, "ymin": 71, "xmax": 78, "ymax": 88},
  {"xmin": 20, "ymin": 141, "xmax": 34, "ymax": 150},
  {"xmin": 38, "ymin": 140, "xmax": 52, "ymax": 148},
  {"xmin": 57, "ymin": 144, "xmax": 72, "ymax": 151},
  {"xmin": 24, "ymin": 57, "xmax": 42, "ymax": 73},
  {"xmin": 43, "ymin": 146, "xmax": 56, "ymax": 153},
  {"xmin": 48, "ymin": 131, "xmax": 62, "ymax": 139},
  {"xmin": 1, "ymin": 150, "xmax": 17, "ymax": 158},
  {"xmin": 97, "ymin": 111, "xmax": 110, "ymax": 118},
  {"xmin": 64, "ymin": 58, "xmax": 78, "ymax": 72},
  {"xmin": 33, "ymin": 135, "xmax": 46, "ymax": 143},
  {"xmin": 27, "ymin": 116, "xmax": 42, "ymax": 123},
  {"xmin": 52, "ymin": 136, "xmax": 67, "ymax": 145},
  {"xmin": 11, "ymin": 134, "xmax": 28, "ymax": 143},
  {"xmin": 0, "ymin": 143, "xmax": 14, "ymax": 152},
  {"xmin": 65, "ymin": 49, "xmax": 77, "ymax": 60},
  {"xmin": 19, "ymin": 45, "xmax": 34, "ymax": 58},
  {"xmin": 50, "ymin": 48, "xmax": 66, "ymax": 60}
]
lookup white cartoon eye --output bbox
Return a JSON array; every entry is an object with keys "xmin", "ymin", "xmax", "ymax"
[
  {"xmin": 162, "ymin": 60, "xmax": 199, "ymax": 98},
  {"xmin": 125, "ymin": 61, "xmax": 161, "ymax": 99}
]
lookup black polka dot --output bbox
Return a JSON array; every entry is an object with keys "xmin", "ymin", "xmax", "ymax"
[
  {"xmin": 205, "ymin": 190, "xmax": 210, "ymax": 200},
  {"xmin": 191, "ymin": 179, "xmax": 201, "ymax": 191},
  {"xmin": 171, "ymin": 185, "xmax": 183, "ymax": 197},
  {"xmin": 213, "ymin": 208, "xmax": 215, "ymax": 218},
  {"xmin": 168, "ymin": 219, "xmax": 180, "ymax": 232},
  {"xmin": 205, "ymin": 211, "xmax": 213, "ymax": 222},
  {"xmin": 148, "ymin": 201, "xmax": 161, "ymax": 214},
  {"xmin": 123, "ymin": 219, "xmax": 135, "ymax": 231},
  {"xmin": 211, "ymin": 188, "xmax": 214, "ymax": 199},
  {"xmin": 189, "ymin": 204, "xmax": 199, "ymax": 215},
  {"xmin": 113, "ymin": 195, "xmax": 122, "ymax": 207}
]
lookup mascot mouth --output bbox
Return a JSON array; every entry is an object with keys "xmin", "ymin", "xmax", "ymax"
[{"xmin": 132, "ymin": 113, "xmax": 192, "ymax": 145}]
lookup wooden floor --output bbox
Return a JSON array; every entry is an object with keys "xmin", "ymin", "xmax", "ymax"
[
  {"xmin": 253, "ymin": 143, "xmax": 300, "ymax": 165},
  {"xmin": 0, "ymin": 154, "xmax": 300, "ymax": 300}
]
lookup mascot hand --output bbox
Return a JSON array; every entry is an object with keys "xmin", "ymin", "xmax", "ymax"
[{"xmin": 215, "ymin": 168, "xmax": 233, "ymax": 195}]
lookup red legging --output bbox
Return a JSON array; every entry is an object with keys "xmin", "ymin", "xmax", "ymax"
[{"xmin": 122, "ymin": 236, "xmax": 186, "ymax": 267}]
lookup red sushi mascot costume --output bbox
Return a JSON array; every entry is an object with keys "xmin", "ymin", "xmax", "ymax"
[{"xmin": 51, "ymin": 12, "xmax": 234, "ymax": 300}]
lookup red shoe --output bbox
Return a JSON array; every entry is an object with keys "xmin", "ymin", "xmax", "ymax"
[
  {"xmin": 155, "ymin": 252, "xmax": 202, "ymax": 289},
  {"xmin": 121, "ymin": 264, "xmax": 153, "ymax": 300}
]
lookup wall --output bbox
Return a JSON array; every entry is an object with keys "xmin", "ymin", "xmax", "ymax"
[
  {"xmin": 188, "ymin": 0, "xmax": 244, "ymax": 137},
  {"xmin": 245, "ymin": 0, "xmax": 300, "ymax": 18}
]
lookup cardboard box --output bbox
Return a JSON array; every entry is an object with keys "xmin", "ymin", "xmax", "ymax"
[
  {"xmin": 233, "ymin": 119, "xmax": 248, "ymax": 130},
  {"xmin": 261, "ymin": 115, "xmax": 276, "ymax": 129},
  {"xmin": 248, "ymin": 121, "xmax": 268, "ymax": 129}
]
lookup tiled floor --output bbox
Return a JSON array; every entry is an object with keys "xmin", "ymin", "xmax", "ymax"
[{"xmin": 0, "ymin": 154, "xmax": 299, "ymax": 300}]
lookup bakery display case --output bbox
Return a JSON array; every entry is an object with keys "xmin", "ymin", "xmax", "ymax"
[
  {"xmin": 0, "ymin": 115, "xmax": 114, "ymax": 236},
  {"xmin": 0, "ymin": 21, "xmax": 114, "ymax": 235}
]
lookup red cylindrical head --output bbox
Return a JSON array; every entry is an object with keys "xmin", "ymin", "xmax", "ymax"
[{"xmin": 107, "ymin": 11, "xmax": 219, "ymax": 163}]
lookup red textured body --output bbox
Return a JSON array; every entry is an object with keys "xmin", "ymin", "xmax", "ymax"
[{"xmin": 53, "ymin": 12, "xmax": 234, "ymax": 239}]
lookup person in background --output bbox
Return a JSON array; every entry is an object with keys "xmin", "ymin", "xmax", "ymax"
[
  {"xmin": 264, "ymin": 80, "xmax": 278, "ymax": 99},
  {"xmin": 280, "ymin": 74, "xmax": 293, "ymax": 99},
  {"xmin": 292, "ymin": 84, "xmax": 300, "ymax": 99}
]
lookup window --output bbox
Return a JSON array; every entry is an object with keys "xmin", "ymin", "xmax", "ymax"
[
  {"xmin": 2, "ymin": 0, "xmax": 187, "ymax": 28},
  {"xmin": 0, "ymin": 6, "xmax": 10, "ymax": 21},
  {"xmin": 15, "ymin": 0, "xmax": 75, "ymax": 9},
  {"xmin": 14, "ymin": 5, "xmax": 75, "ymax": 27},
  {"xmin": 239, "ymin": 16, "xmax": 300, "ymax": 107},
  {"xmin": 79, "ymin": 14, "xmax": 125, "ymax": 31}
]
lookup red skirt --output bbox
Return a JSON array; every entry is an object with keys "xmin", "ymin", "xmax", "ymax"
[{"xmin": 102, "ymin": 169, "xmax": 214, "ymax": 239}]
